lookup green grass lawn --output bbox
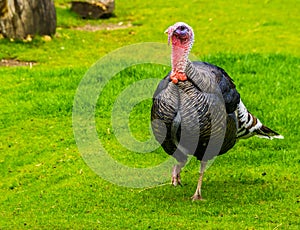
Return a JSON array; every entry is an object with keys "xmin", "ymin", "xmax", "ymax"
[{"xmin": 1, "ymin": 0, "xmax": 300, "ymax": 229}]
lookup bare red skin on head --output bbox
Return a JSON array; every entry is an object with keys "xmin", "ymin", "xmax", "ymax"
[{"xmin": 170, "ymin": 34, "xmax": 190, "ymax": 84}]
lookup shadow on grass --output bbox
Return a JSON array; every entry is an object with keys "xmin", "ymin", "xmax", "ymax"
[{"xmin": 137, "ymin": 177, "xmax": 285, "ymax": 205}]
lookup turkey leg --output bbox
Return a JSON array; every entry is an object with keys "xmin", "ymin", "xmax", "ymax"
[
  {"xmin": 171, "ymin": 161, "xmax": 186, "ymax": 186},
  {"xmin": 191, "ymin": 161, "xmax": 207, "ymax": 200}
]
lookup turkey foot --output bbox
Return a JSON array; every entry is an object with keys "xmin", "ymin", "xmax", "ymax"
[
  {"xmin": 191, "ymin": 194, "xmax": 203, "ymax": 201},
  {"xmin": 171, "ymin": 174, "xmax": 182, "ymax": 186},
  {"xmin": 170, "ymin": 72, "xmax": 187, "ymax": 84}
]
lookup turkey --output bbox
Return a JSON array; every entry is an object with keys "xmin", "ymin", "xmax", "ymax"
[{"xmin": 151, "ymin": 22, "xmax": 283, "ymax": 201}]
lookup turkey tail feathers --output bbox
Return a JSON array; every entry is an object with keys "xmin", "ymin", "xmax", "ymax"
[
  {"xmin": 256, "ymin": 125, "xmax": 284, "ymax": 140},
  {"xmin": 236, "ymin": 100, "xmax": 284, "ymax": 140}
]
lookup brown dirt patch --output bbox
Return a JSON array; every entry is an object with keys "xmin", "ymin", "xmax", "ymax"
[
  {"xmin": 73, "ymin": 22, "xmax": 132, "ymax": 31},
  {"xmin": 0, "ymin": 59, "xmax": 36, "ymax": 67}
]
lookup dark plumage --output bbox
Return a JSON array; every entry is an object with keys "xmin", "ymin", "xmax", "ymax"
[
  {"xmin": 151, "ymin": 22, "xmax": 283, "ymax": 200},
  {"xmin": 152, "ymin": 61, "xmax": 239, "ymax": 161}
]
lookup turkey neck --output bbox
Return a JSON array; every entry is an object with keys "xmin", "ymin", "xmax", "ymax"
[{"xmin": 171, "ymin": 39, "xmax": 192, "ymax": 74}]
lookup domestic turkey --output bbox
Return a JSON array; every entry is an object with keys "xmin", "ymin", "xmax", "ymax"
[{"xmin": 151, "ymin": 22, "xmax": 283, "ymax": 201}]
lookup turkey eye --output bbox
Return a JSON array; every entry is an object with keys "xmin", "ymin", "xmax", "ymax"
[{"xmin": 179, "ymin": 26, "xmax": 186, "ymax": 31}]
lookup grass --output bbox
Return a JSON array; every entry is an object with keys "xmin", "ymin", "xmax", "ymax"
[{"xmin": 1, "ymin": 0, "xmax": 300, "ymax": 229}]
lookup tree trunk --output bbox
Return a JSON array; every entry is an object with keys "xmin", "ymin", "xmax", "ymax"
[{"xmin": 0, "ymin": 0, "xmax": 56, "ymax": 39}]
